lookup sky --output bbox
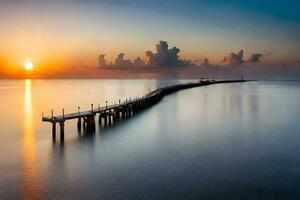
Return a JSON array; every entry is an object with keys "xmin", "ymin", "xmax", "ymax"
[{"xmin": 0, "ymin": 0, "xmax": 299, "ymax": 76}]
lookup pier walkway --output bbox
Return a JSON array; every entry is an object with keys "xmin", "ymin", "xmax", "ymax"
[{"xmin": 42, "ymin": 79, "xmax": 247, "ymax": 141}]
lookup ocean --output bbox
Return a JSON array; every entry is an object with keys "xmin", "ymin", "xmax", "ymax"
[{"xmin": 0, "ymin": 79, "xmax": 299, "ymax": 199}]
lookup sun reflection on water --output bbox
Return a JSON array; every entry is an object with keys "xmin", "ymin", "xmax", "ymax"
[{"xmin": 22, "ymin": 79, "xmax": 41, "ymax": 200}]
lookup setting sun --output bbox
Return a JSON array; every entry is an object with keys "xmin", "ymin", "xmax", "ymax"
[{"xmin": 24, "ymin": 60, "xmax": 34, "ymax": 70}]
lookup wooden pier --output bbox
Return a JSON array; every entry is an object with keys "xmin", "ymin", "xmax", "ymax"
[{"xmin": 42, "ymin": 79, "xmax": 247, "ymax": 141}]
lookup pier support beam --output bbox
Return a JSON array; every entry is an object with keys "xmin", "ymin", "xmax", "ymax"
[
  {"xmin": 103, "ymin": 115, "xmax": 107, "ymax": 126},
  {"xmin": 108, "ymin": 115, "xmax": 111, "ymax": 125},
  {"xmin": 113, "ymin": 113, "xmax": 116, "ymax": 123},
  {"xmin": 59, "ymin": 121, "xmax": 65, "ymax": 141},
  {"xmin": 123, "ymin": 109, "xmax": 126, "ymax": 118},
  {"xmin": 52, "ymin": 122, "xmax": 56, "ymax": 141},
  {"xmin": 116, "ymin": 110, "xmax": 120, "ymax": 119},
  {"xmin": 98, "ymin": 114, "xmax": 101, "ymax": 124},
  {"xmin": 77, "ymin": 118, "xmax": 82, "ymax": 130},
  {"xmin": 86, "ymin": 115, "xmax": 95, "ymax": 132}
]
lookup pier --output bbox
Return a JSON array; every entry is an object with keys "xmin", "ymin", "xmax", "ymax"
[{"xmin": 42, "ymin": 79, "xmax": 247, "ymax": 140}]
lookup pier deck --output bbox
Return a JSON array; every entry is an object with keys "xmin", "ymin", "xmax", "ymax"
[{"xmin": 42, "ymin": 79, "xmax": 247, "ymax": 140}]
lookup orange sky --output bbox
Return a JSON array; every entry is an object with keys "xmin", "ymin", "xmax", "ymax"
[{"xmin": 0, "ymin": 0, "xmax": 299, "ymax": 78}]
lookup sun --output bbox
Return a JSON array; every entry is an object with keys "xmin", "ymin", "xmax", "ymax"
[{"xmin": 24, "ymin": 60, "xmax": 34, "ymax": 70}]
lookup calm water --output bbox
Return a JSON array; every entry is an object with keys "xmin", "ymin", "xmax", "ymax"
[{"xmin": 0, "ymin": 80, "xmax": 300, "ymax": 200}]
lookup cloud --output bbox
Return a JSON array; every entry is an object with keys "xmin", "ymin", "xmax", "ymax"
[
  {"xmin": 98, "ymin": 41, "xmax": 266, "ymax": 69},
  {"xmin": 98, "ymin": 54, "xmax": 106, "ymax": 67},
  {"xmin": 223, "ymin": 50, "xmax": 244, "ymax": 65},
  {"xmin": 144, "ymin": 51, "xmax": 154, "ymax": 65},
  {"xmin": 98, "ymin": 41, "xmax": 190, "ymax": 68},
  {"xmin": 222, "ymin": 50, "xmax": 263, "ymax": 65},
  {"xmin": 144, "ymin": 40, "xmax": 188, "ymax": 66},
  {"xmin": 133, "ymin": 57, "xmax": 145, "ymax": 66},
  {"xmin": 202, "ymin": 57, "xmax": 210, "ymax": 65},
  {"xmin": 98, "ymin": 53, "xmax": 144, "ymax": 68},
  {"xmin": 115, "ymin": 53, "xmax": 132, "ymax": 67},
  {"xmin": 247, "ymin": 53, "xmax": 263, "ymax": 63}
]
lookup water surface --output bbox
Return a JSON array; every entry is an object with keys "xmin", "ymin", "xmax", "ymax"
[{"xmin": 0, "ymin": 80, "xmax": 299, "ymax": 199}]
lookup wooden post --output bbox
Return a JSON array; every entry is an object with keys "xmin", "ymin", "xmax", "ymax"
[
  {"xmin": 104, "ymin": 115, "xmax": 107, "ymax": 126},
  {"xmin": 77, "ymin": 118, "xmax": 81, "ymax": 130},
  {"xmin": 59, "ymin": 121, "xmax": 65, "ymax": 141},
  {"xmin": 62, "ymin": 109, "xmax": 64, "ymax": 119},
  {"xmin": 106, "ymin": 101, "xmax": 108, "ymax": 109},
  {"xmin": 112, "ymin": 113, "xmax": 116, "ymax": 124},
  {"xmin": 98, "ymin": 114, "xmax": 102, "ymax": 124},
  {"xmin": 91, "ymin": 104, "xmax": 93, "ymax": 112},
  {"xmin": 78, "ymin": 106, "xmax": 80, "ymax": 114},
  {"xmin": 108, "ymin": 114, "xmax": 111, "ymax": 125},
  {"xmin": 83, "ymin": 118, "xmax": 87, "ymax": 130},
  {"xmin": 116, "ymin": 109, "xmax": 120, "ymax": 119},
  {"xmin": 52, "ymin": 122, "xmax": 56, "ymax": 141},
  {"xmin": 86, "ymin": 115, "xmax": 95, "ymax": 132}
]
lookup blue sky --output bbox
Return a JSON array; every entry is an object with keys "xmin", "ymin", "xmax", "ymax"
[{"xmin": 0, "ymin": 0, "xmax": 299, "ymax": 65}]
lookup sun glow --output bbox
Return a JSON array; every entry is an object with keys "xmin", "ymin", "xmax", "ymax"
[{"xmin": 24, "ymin": 60, "xmax": 34, "ymax": 70}]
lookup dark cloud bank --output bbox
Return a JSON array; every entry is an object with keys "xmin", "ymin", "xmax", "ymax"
[
  {"xmin": 98, "ymin": 41, "xmax": 192, "ymax": 68},
  {"xmin": 99, "ymin": 41, "xmax": 264, "ymax": 68},
  {"xmin": 222, "ymin": 50, "xmax": 263, "ymax": 65},
  {"xmin": 91, "ymin": 41, "xmax": 300, "ymax": 80}
]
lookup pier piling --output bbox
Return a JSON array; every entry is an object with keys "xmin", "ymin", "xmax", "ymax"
[
  {"xmin": 85, "ymin": 115, "xmax": 95, "ymax": 132},
  {"xmin": 52, "ymin": 122, "xmax": 56, "ymax": 140},
  {"xmin": 59, "ymin": 121, "xmax": 65, "ymax": 141},
  {"xmin": 77, "ymin": 118, "xmax": 82, "ymax": 130}
]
